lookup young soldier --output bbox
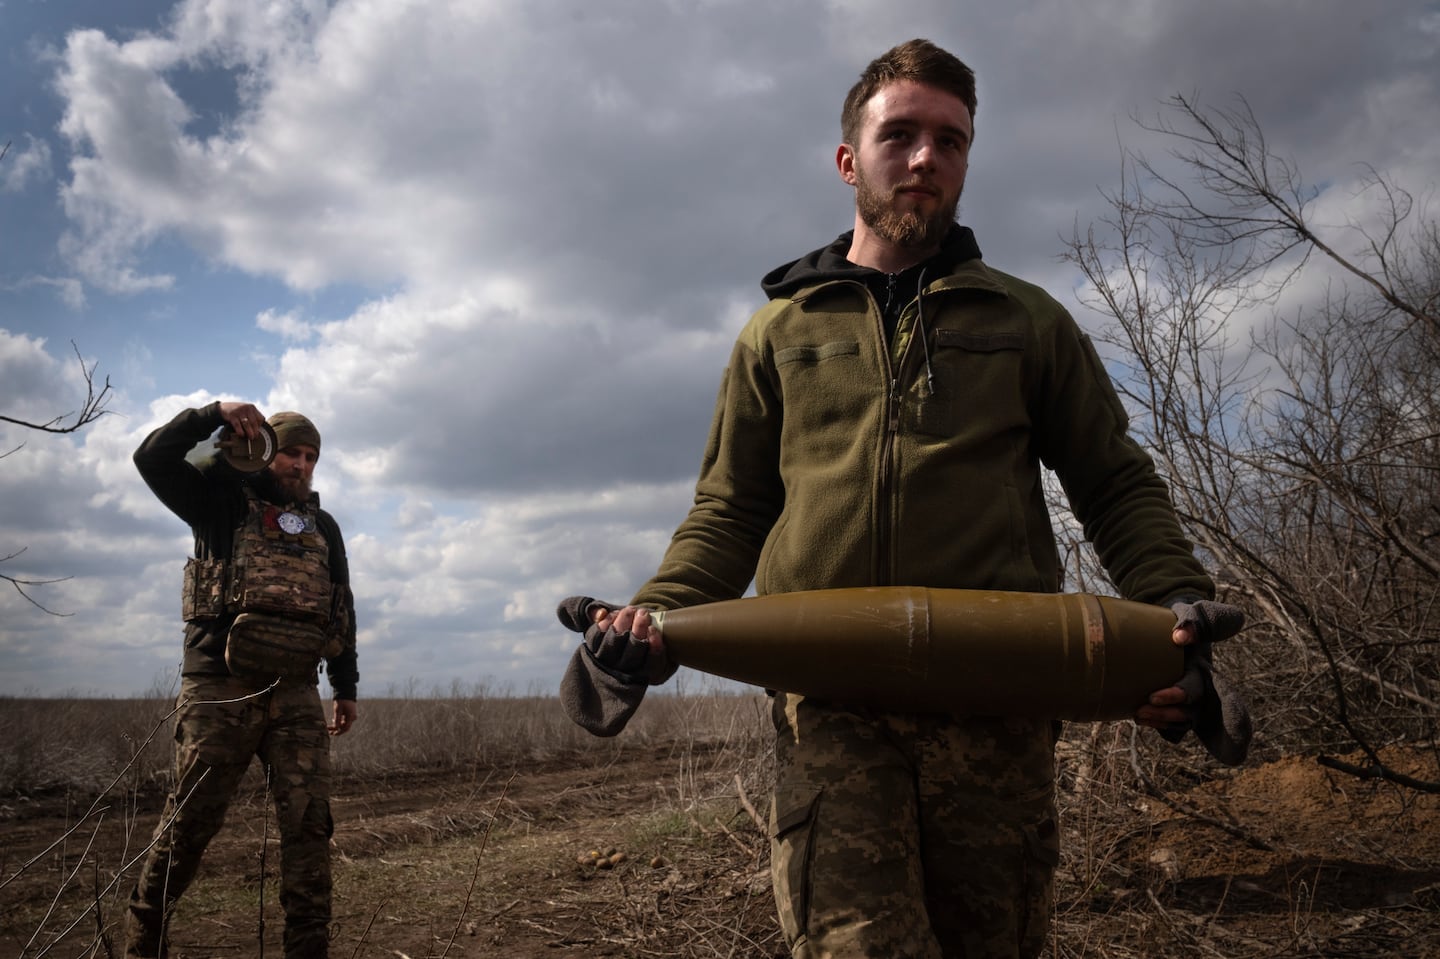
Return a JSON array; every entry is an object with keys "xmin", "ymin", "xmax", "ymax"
[{"xmin": 561, "ymin": 39, "xmax": 1245, "ymax": 958}]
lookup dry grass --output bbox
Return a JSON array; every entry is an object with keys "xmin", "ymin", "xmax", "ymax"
[{"xmin": 0, "ymin": 676, "xmax": 769, "ymax": 794}]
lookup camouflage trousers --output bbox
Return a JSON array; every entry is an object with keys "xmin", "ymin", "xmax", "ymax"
[
  {"xmin": 769, "ymin": 694, "xmax": 1059, "ymax": 959},
  {"xmin": 126, "ymin": 674, "xmax": 334, "ymax": 959}
]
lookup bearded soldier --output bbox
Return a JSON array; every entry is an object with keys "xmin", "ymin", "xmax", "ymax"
[{"xmin": 125, "ymin": 401, "xmax": 358, "ymax": 959}]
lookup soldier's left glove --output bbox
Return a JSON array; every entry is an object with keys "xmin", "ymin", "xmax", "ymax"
[
  {"xmin": 1170, "ymin": 598, "xmax": 1244, "ymax": 645},
  {"xmin": 1158, "ymin": 598, "xmax": 1253, "ymax": 766}
]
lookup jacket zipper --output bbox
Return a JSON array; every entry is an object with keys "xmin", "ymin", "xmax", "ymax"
[
  {"xmin": 874, "ymin": 277, "xmax": 923, "ymax": 589},
  {"xmin": 874, "ymin": 271, "xmax": 933, "ymax": 588},
  {"xmin": 876, "ymin": 375, "xmax": 902, "ymax": 587}
]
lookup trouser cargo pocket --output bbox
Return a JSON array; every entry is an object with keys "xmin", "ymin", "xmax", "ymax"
[{"xmin": 770, "ymin": 784, "xmax": 823, "ymax": 953}]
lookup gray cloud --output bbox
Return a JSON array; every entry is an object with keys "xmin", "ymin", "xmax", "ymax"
[{"xmin": 3, "ymin": 0, "xmax": 1437, "ymax": 696}]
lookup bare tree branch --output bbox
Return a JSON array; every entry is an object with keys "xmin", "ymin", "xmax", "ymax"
[
  {"xmin": 0, "ymin": 340, "xmax": 114, "ymax": 436},
  {"xmin": 2, "ymin": 341, "xmax": 112, "ymax": 615},
  {"xmin": 0, "ymin": 548, "xmax": 75, "ymax": 617},
  {"xmin": 1135, "ymin": 94, "xmax": 1439, "ymax": 335}
]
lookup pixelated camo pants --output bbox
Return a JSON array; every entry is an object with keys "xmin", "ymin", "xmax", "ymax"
[{"xmin": 768, "ymin": 694, "xmax": 1059, "ymax": 959}]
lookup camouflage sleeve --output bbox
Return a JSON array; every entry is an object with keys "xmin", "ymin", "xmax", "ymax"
[{"xmin": 319, "ymin": 510, "xmax": 359, "ymax": 700}]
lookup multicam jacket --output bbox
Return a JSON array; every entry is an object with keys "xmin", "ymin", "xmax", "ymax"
[
  {"xmin": 134, "ymin": 402, "xmax": 359, "ymax": 699},
  {"xmin": 633, "ymin": 227, "xmax": 1213, "ymax": 613}
]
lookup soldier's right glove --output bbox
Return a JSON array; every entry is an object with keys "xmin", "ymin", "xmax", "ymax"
[
  {"xmin": 1158, "ymin": 598, "xmax": 1253, "ymax": 766},
  {"xmin": 556, "ymin": 595, "xmax": 676, "ymax": 738},
  {"xmin": 556, "ymin": 595, "xmax": 674, "ymax": 683}
]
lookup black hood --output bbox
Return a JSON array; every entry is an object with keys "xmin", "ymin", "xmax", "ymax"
[{"xmin": 760, "ymin": 225, "xmax": 983, "ymax": 301}]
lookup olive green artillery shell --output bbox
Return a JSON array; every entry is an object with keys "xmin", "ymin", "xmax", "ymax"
[{"xmin": 650, "ymin": 587, "xmax": 1182, "ymax": 721}]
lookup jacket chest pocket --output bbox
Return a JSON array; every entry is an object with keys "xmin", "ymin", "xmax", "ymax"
[
  {"xmin": 910, "ymin": 329, "xmax": 1028, "ymax": 439},
  {"xmin": 773, "ymin": 341, "xmax": 871, "ymax": 447}
]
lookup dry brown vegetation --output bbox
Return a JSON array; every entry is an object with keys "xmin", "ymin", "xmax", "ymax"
[{"xmin": 3, "ymin": 689, "xmax": 1439, "ymax": 959}]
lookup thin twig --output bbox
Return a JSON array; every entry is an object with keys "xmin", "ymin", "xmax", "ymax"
[
  {"xmin": 733, "ymin": 773, "xmax": 765, "ymax": 832},
  {"xmin": 258, "ymin": 763, "xmax": 272, "ymax": 959},
  {"xmin": 28, "ymin": 769, "xmax": 214, "ymax": 958},
  {"xmin": 1, "ymin": 685, "xmax": 275, "ymax": 893},
  {"xmin": 1317, "ymin": 755, "xmax": 1440, "ymax": 794},
  {"xmin": 22, "ymin": 814, "xmax": 105, "ymax": 956},
  {"xmin": 347, "ymin": 896, "xmax": 389, "ymax": 959},
  {"xmin": 437, "ymin": 770, "xmax": 516, "ymax": 958}
]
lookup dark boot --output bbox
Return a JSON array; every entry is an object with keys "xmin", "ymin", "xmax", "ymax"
[
  {"xmin": 122, "ymin": 894, "xmax": 168, "ymax": 959},
  {"xmin": 283, "ymin": 918, "xmax": 330, "ymax": 958}
]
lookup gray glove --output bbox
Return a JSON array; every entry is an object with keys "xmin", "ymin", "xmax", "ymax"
[
  {"xmin": 1157, "ymin": 598, "xmax": 1252, "ymax": 766},
  {"xmin": 1170, "ymin": 597, "xmax": 1245, "ymax": 645},
  {"xmin": 556, "ymin": 596, "xmax": 650, "ymax": 679},
  {"xmin": 556, "ymin": 595, "xmax": 676, "ymax": 737}
]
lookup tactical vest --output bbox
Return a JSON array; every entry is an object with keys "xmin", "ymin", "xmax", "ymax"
[{"xmin": 182, "ymin": 489, "xmax": 347, "ymax": 681}]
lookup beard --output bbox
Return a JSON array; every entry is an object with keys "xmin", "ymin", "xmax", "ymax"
[
  {"xmin": 854, "ymin": 161, "xmax": 961, "ymax": 250},
  {"xmin": 255, "ymin": 469, "xmax": 312, "ymax": 504}
]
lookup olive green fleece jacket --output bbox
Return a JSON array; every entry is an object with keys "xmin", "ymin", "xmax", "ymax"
[{"xmin": 633, "ymin": 229, "xmax": 1213, "ymax": 612}]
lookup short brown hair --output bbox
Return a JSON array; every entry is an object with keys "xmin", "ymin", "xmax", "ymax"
[{"xmin": 841, "ymin": 39, "xmax": 977, "ymax": 146}]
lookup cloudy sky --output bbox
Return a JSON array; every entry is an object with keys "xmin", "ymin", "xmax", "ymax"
[{"xmin": 3, "ymin": 0, "xmax": 1438, "ymax": 698}]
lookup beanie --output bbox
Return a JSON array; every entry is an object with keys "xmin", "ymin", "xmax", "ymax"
[{"xmin": 266, "ymin": 411, "xmax": 321, "ymax": 455}]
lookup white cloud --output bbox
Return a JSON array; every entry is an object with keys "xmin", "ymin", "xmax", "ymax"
[
  {"xmin": 51, "ymin": 0, "xmax": 852, "ymax": 304},
  {"xmin": 256, "ymin": 307, "xmax": 314, "ymax": 342},
  {"xmin": 1, "ymin": 135, "xmax": 53, "ymax": 192},
  {"xmin": 2, "ymin": 275, "xmax": 87, "ymax": 309}
]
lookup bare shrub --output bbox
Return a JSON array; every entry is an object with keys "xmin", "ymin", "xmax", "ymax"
[{"xmin": 1061, "ymin": 94, "xmax": 1440, "ymax": 778}]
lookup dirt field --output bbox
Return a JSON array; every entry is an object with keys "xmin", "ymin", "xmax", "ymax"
[{"xmin": 3, "ymin": 711, "xmax": 1439, "ymax": 958}]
